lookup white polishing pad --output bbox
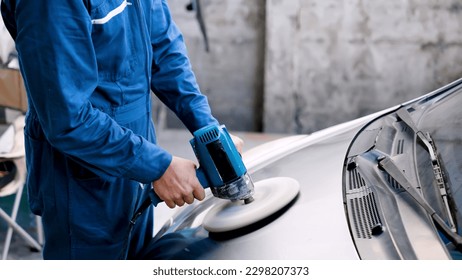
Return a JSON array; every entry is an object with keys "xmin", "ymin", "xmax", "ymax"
[{"xmin": 203, "ymin": 177, "xmax": 300, "ymax": 233}]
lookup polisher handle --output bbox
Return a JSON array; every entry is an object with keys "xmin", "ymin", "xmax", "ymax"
[
  {"xmin": 148, "ymin": 168, "xmax": 209, "ymax": 206},
  {"xmin": 195, "ymin": 167, "xmax": 210, "ymax": 189}
]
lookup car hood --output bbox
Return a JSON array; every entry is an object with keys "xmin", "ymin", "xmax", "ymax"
[{"xmin": 147, "ymin": 111, "xmax": 391, "ymax": 260}]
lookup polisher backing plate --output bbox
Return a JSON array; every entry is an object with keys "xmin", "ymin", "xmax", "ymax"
[{"xmin": 203, "ymin": 177, "xmax": 300, "ymax": 233}]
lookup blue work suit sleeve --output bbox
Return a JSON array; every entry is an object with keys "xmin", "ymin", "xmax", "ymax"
[
  {"xmin": 149, "ymin": 0, "xmax": 219, "ymax": 133},
  {"xmin": 4, "ymin": 0, "xmax": 171, "ymax": 184}
]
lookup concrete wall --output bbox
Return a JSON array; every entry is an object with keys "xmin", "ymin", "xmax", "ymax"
[
  {"xmin": 264, "ymin": 0, "xmax": 462, "ymax": 133},
  {"xmin": 167, "ymin": 0, "xmax": 462, "ymax": 134},
  {"xmin": 168, "ymin": 0, "xmax": 265, "ymax": 132}
]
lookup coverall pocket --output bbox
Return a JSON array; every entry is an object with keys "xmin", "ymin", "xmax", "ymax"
[
  {"xmin": 89, "ymin": 0, "xmax": 140, "ymax": 81},
  {"xmin": 23, "ymin": 114, "xmax": 50, "ymax": 215},
  {"xmin": 23, "ymin": 135, "xmax": 45, "ymax": 215}
]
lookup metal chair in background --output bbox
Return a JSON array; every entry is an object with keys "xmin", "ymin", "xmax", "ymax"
[{"xmin": 0, "ymin": 112, "xmax": 43, "ymax": 259}]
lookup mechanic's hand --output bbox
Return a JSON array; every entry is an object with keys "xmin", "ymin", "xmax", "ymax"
[
  {"xmin": 230, "ymin": 133, "xmax": 244, "ymax": 154},
  {"xmin": 152, "ymin": 156, "xmax": 205, "ymax": 208}
]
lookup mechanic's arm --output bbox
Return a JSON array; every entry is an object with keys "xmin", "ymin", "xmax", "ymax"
[
  {"xmin": 147, "ymin": 0, "xmax": 215, "ymax": 207},
  {"xmin": 7, "ymin": 0, "xmax": 171, "ymax": 184},
  {"xmin": 149, "ymin": 0, "xmax": 218, "ymax": 133},
  {"xmin": 148, "ymin": 1, "xmax": 248, "ymax": 207},
  {"xmin": 148, "ymin": 0, "xmax": 247, "ymax": 207}
]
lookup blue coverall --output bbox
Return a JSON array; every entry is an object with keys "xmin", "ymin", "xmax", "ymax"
[{"xmin": 1, "ymin": 0, "xmax": 218, "ymax": 259}]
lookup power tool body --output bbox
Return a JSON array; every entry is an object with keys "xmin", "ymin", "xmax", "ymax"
[
  {"xmin": 190, "ymin": 124, "xmax": 255, "ymax": 203},
  {"xmin": 148, "ymin": 124, "xmax": 255, "ymax": 205}
]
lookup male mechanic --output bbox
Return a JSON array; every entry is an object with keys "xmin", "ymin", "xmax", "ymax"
[{"xmin": 1, "ymin": 0, "xmax": 241, "ymax": 259}]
